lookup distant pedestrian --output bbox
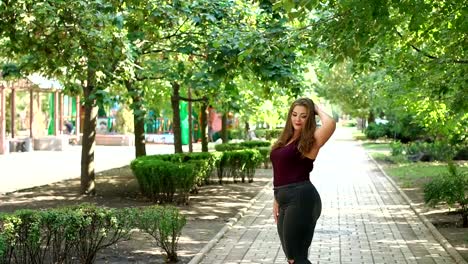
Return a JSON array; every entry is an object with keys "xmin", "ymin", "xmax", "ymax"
[
  {"xmin": 270, "ymin": 98, "xmax": 336, "ymax": 264},
  {"xmin": 64, "ymin": 120, "xmax": 74, "ymax": 134},
  {"xmin": 206, "ymin": 105, "xmax": 216, "ymax": 142}
]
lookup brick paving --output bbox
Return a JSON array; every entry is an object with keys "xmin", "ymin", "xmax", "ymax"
[
  {"xmin": 0, "ymin": 129, "xmax": 464, "ymax": 264},
  {"xmin": 195, "ymin": 129, "xmax": 461, "ymax": 264}
]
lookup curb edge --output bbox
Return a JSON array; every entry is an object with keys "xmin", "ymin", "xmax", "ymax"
[
  {"xmin": 187, "ymin": 179, "xmax": 273, "ymax": 264},
  {"xmin": 368, "ymin": 153, "xmax": 468, "ymax": 264}
]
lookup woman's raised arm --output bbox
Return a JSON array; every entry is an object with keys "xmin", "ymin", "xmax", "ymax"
[{"xmin": 313, "ymin": 104, "xmax": 336, "ymax": 148}]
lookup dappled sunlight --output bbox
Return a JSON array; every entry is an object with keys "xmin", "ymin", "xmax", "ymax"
[{"xmin": 4, "ymin": 165, "xmax": 269, "ymax": 263}]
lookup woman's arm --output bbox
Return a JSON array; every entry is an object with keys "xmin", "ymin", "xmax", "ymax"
[
  {"xmin": 313, "ymin": 104, "xmax": 336, "ymax": 148},
  {"xmin": 273, "ymin": 199, "xmax": 279, "ymax": 223}
]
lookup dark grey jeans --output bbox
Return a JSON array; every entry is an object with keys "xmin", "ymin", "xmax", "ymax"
[{"xmin": 274, "ymin": 181, "xmax": 322, "ymax": 263}]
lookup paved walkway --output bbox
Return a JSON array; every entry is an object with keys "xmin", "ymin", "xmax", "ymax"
[
  {"xmin": 1, "ymin": 129, "xmax": 464, "ymax": 264},
  {"xmin": 0, "ymin": 143, "xmax": 203, "ymax": 194},
  {"xmin": 194, "ymin": 129, "xmax": 461, "ymax": 264}
]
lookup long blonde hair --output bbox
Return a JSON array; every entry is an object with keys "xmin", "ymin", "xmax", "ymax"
[{"xmin": 272, "ymin": 98, "xmax": 317, "ymax": 156}]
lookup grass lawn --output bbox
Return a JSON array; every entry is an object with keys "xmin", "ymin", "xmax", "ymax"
[
  {"xmin": 364, "ymin": 142, "xmax": 468, "ymax": 188},
  {"xmin": 362, "ymin": 142, "xmax": 391, "ymax": 151},
  {"xmin": 352, "ymin": 131, "xmax": 366, "ymax": 141},
  {"xmin": 362, "ymin": 139, "xmax": 468, "ymax": 261}
]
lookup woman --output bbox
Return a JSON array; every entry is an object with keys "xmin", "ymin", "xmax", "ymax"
[{"xmin": 270, "ymin": 98, "xmax": 336, "ymax": 264}]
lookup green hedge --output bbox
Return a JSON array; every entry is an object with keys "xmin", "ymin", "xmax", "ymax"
[
  {"xmin": 0, "ymin": 204, "xmax": 186, "ymax": 264},
  {"xmin": 257, "ymin": 146, "xmax": 272, "ymax": 169},
  {"xmin": 214, "ymin": 141, "xmax": 271, "ymax": 170},
  {"xmin": 214, "ymin": 140, "xmax": 271, "ymax": 152},
  {"xmin": 424, "ymin": 163, "xmax": 468, "ymax": 227},
  {"xmin": 0, "ymin": 205, "xmax": 133, "ymax": 264},
  {"xmin": 131, "ymin": 152, "xmax": 223, "ymax": 203},
  {"xmin": 131, "ymin": 159, "xmax": 196, "ymax": 204},
  {"xmin": 390, "ymin": 141, "xmax": 462, "ymax": 161},
  {"xmin": 132, "ymin": 205, "xmax": 186, "ymax": 262},
  {"xmin": 132, "ymin": 149, "xmax": 265, "ymax": 202},
  {"xmin": 139, "ymin": 152, "xmax": 220, "ymax": 187},
  {"xmin": 217, "ymin": 149, "xmax": 263, "ymax": 183},
  {"xmin": 365, "ymin": 123, "xmax": 390, "ymax": 139},
  {"xmin": 254, "ymin": 129, "xmax": 282, "ymax": 140},
  {"xmin": 228, "ymin": 129, "xmax": 245, "ymax": 140}
]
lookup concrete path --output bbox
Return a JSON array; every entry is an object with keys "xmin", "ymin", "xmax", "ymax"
[
  {"xmin": 0, "ymin": 143, "xmax": 202, "ymax": 194},
  {"xmin": 194, "ymin": 128, "xmax": 461, "ymax": 264}
]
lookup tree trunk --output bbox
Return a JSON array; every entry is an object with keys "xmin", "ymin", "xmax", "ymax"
[
  {"xmin": 80, "ymin": 83, "xmax": 97, "ymax": 195},
  {"xmin": 133, "ymin": 113, "xmax": 146, "ymax": 157},
  {"xmin": 244, "ymin": 121, "xmax": 250, "ymax": 140},
  {"xmin": 367, "ymin": 110, "xmax": 375, "ymax": 125},
  {"xmin": 200, "ymin": 102, "xmax": 208, "ymax": 152},
  {"xmin": 188, "ymin": 86, "xmax": 193, "ymax": 153},
  {"xmin": 463, "ymin": 210, "xmax": 467, "ymax": 228},
  {"xmin": 221, "ymin": 112, "xmax": 228, "ymax": 143},
  {"xmin": 125, "ymin": 80, "xmax": 146, "ymax": 157},
  {"xmin": 171, "ymin": 82, "xmax": 183, "ymax": 153}
]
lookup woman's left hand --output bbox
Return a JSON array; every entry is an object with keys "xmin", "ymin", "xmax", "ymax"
[{"xmin": 273, "ymin": 199, "xmax": 279, "ymax": 224}]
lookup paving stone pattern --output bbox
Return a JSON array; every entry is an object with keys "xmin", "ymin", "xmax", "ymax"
[{"xmin": 199, "ymin": 134, "xmax": 457, "ymax": 264}]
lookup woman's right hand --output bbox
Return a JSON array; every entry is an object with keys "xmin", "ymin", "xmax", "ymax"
[{"xmin": 273, "ymin": 199, "xmax": 279, "ymax": 224}]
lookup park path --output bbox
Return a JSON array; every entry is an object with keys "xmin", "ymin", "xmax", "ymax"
[
  {"xmin": 0, "ymin": 143, "xmax": 194, "ymax": 194},
  {"xmin": 193, "ymin": 128, "xmax": 461, "ymax": 264}
]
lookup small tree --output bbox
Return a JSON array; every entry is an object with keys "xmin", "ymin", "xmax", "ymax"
[
  {"xmin": 114, "ymin": 105, "xmax": 134, "ymax": 134},
  {"xmin": 424, "ymin": 162, "xmax": 468, "ymax": 227}
]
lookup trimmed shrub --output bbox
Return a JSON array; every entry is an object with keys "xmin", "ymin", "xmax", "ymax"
[
  {"xmin": 217, "ymin": 149, "xmax": 263, "ymax": 183},
  {"xmin": 134, "ymin": 206, "xmax": 186, "ymax": 263},
  {"xmin": 424, "ymin": 163, "xmax": 468, "ymax": 227},
  {"xmin": 136, "ymin": 152, "xmax": 220, "ymax": 188},
  {"xmin": 214, "ymin": 140, "xmax": 270, "ymax": 152},
  {"xmin": 364, "ymin": 123, "xmax": 389, "ymax": 140},
  {"xmin": 228, "ymin": 129, "xmax": 245, "ymax": 140},
  {"xmin": 393, "ymin": 141, "xmax": 460, "ymax": 162},
  {"xmin": 240, "ymin": 140, "xmax": 271, "ymax": 148},
  {"xmin": 131, "ymin": 159, "xmax": 196, "ymax": 204},
  {"xmin": 0, "ymin": 204, "xmax": 134, "ymax": 264},
  {"xmin": 265, "ymin": 129, "xmax": 282, "ymax": 140},
  {"xmin": 257, "ymin": 147, "xmax": 272, "ymax": 169},
  {"xmin": 214, "ymin": 141, "xmax": 270, "ymax": 182}
]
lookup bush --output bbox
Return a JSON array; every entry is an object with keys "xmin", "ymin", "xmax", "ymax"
[
  {"xmin": 240, "ymin": 140, "xmax": 271, "ymax": 148},
  {"xmin": 390, "ymin": 141, "xmax": 404, "ymax": 156},
  {"xmin": 216, "ymin": 149, "xmax": 263, "ymax": 183},
  {"xmin": 228, "ymin": 129, "xmax": 245, "ymax": 140},
  {"xmin": 130, "ymin": 159, "xmax": 197, "ymax": 204},
  {"xmin": 253, "ymin": 129, "xmax": 282, "ymax": 140},
  {"xmin": 395, "ymin": 141, "xmax": 459, "ymax": 162},
  {"xmin": 455, "ymin": 146, "xmax": 468, "ymax": 160},
  {"xmin": 133, "ymin": 206, "xmax": 186, "ymax": 263},
  {"xmin": 213, "ymin": 142, "xmax": 268, "ymax": 183},
  {"xmin": 424, "ymin": 163, "xmax": 468, "ymax": 227},
  {"xmin": 0, "ymin": 205, "xmax": 187, "ymax": 264},
  {"xmin": 254, "ymin": 129, "xmax": 267, "ymax": 139},
  {"xmin": 265, "ymin": 129, "xmax": 282, "ymax": 140},
  {"xmin": 364, "ymin": 123, "xmax": 389, "ymax": 140},
  {"xmin": 214, "ymin": 141, "xmax": 270, "ymax": 152},
  {"xmin": 137, "ymin": 152, "xmax": 220, "ymax": 188},
  {"xmin": 386, "ymin": 115, "xmax": 427, "ymax": 143},
  {"xmin": 257, "ymin": 147, "xmax": 271, "ymax": 169},
  {"xmin": 114, "ymin": 105, "xmax": 134, "ymax": 134},
  {"xmin": 0, "ymin": 204, "xmax": 134, "ymax": 264}
]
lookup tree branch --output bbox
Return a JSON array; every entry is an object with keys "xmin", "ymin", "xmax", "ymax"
[
  {"xmin": 178, "ymin": 95, "xmax": 207, "ymax": 102},
  {"xmin": 162, "ymin": 17, "xmax": 190, "ymax": 40},
  {"xmin": 396, "ymin": 30, "xmax": 468, "ymax": 64},
  {"xmin": 136, "ymin": 75, "xmax": 164, "ymax": 81}
]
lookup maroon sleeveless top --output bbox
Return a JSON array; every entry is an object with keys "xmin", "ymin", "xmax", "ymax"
[{"xmin": 270, "ymin": 141, "xmax": 315, "ymax": 187}]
